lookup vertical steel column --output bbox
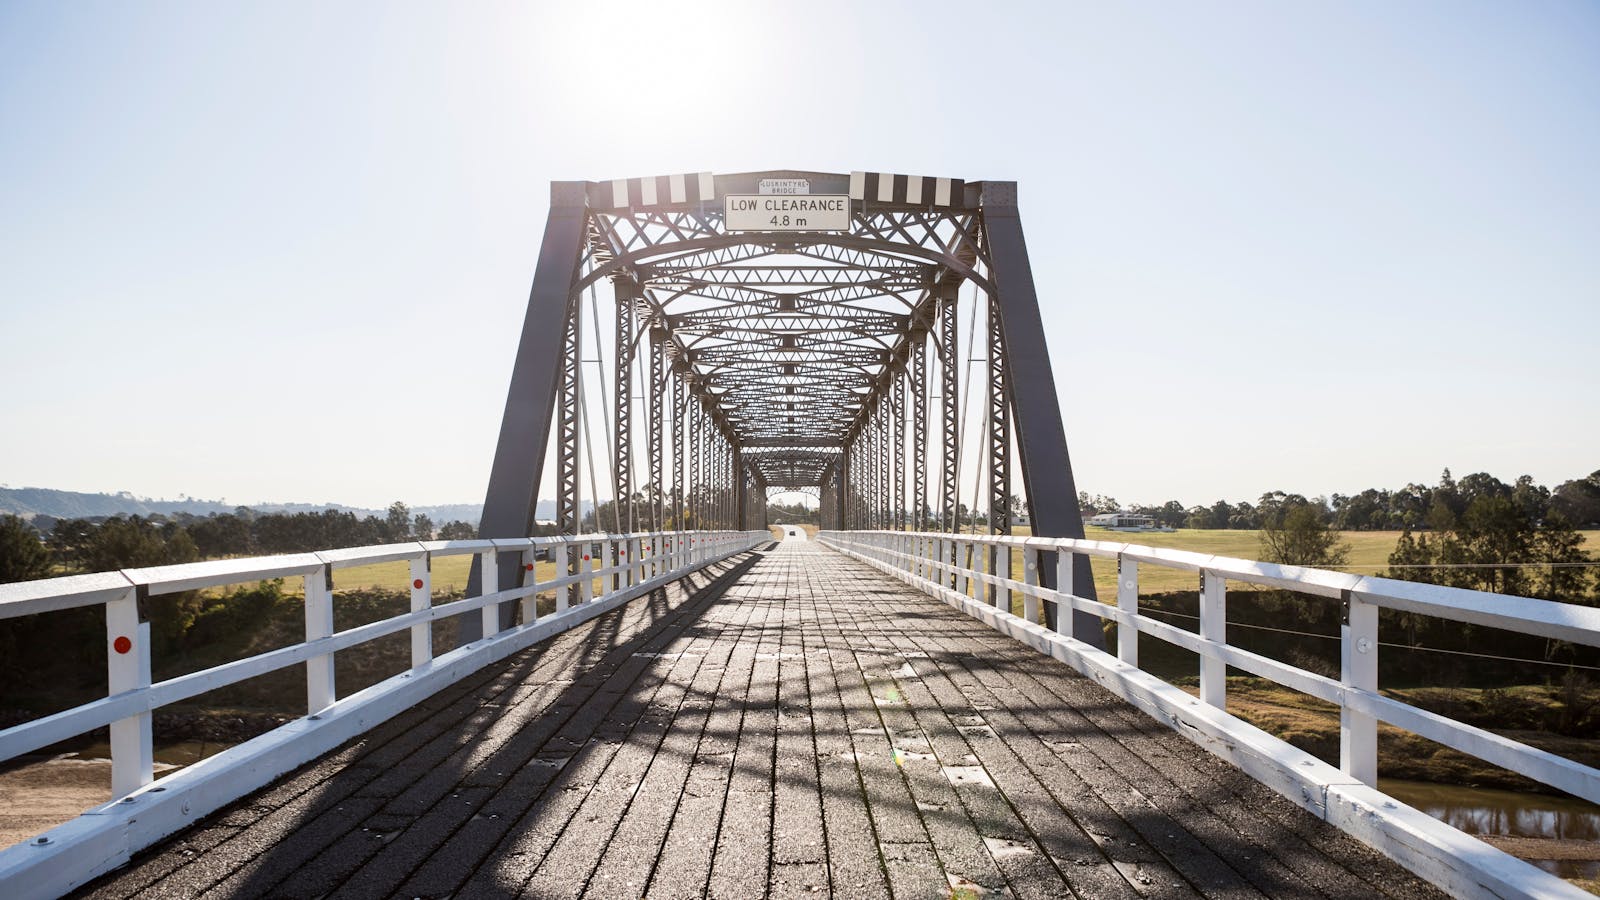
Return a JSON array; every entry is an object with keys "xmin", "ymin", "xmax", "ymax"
[
  {"xmin": 874, "ymin": 407, "xmax": 885, "ymax": 529},
  {"xmin": 988, "ymin": 292, "xmax": 1011, "ymax": 537},
  {"xmin": 836, "ymin": 454, "xmax": 849, "ymax": 529},
  {"xmin": 870, "ymin": 404, "xmax": 880, "ymax": 529},
  {"xmin": 672, "ymin": 374, "xmax": 686, "ymax": 528},
  {"xmin": 689, "ymin": 395, "xmax": 701, "ymax": 529},
  {"xmin": 614, "ymin": 290, "xmax": 635, "ymax": 534},
  {"xmin": 704, "ymin": 403, "xmax": 710, "ymax": 522},
  {"xmin": 721, "ymin": 440, "xmax": 730, "ymax": 529},
  {"xmin": 703, "ymin": 401, "xmax": 712, "ymax": 529},
  {"xmin": 864, "ymin": 415, "xmax": 875, "ymax": 529},
  {"xmin": 705, "ymin": 406, "xmax": 714, "ymax": 527},
  {"xmin": 463, "ymin": 182, "xmax": 588, "ymax": 642},
  {"xmin": 735, "ymin": 455, "xmax": 746, "ymax": 530},
  {"xmin": 939, "ymin": 285, "xmax": 959, "ymax": 533},
  {"xmin": 911, "ymin": 339, "xmax": 927, "ymax": 530},
  {"xmin": 980, "ymin": 181, "xmax": 1102, "ymax": 647},
  {"xmin": 894, "ymin": 370, "xmax": 906, "ymax": 531},
  {"xmin": 556, "ymin": 287, "xmax": 582, "ymax": 536},
  {"xmin": 840, "ymin": 449, "xmax": 852, "ymax": 529},
  {"xmin": 648, "ymin": 322, "xmax": 665, "ymax": 531},
  {"xmin": 879, "ymin": 401, "xmax": 890, "ymax": 529}
]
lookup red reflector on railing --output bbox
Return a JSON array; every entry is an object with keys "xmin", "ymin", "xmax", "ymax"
[{"xmin": 113, "ymin": 636, "xmax": 132, "ymax": 655}]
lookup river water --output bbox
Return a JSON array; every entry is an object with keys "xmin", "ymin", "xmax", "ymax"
[{"xmin": 1381, "ymin": 778, "xmax": 1600, "ymax": 881}]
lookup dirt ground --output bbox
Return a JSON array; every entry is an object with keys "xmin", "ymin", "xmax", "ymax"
[{"xmin": 0, "ymin": 755, "xmax": 180, "ymax": 847}]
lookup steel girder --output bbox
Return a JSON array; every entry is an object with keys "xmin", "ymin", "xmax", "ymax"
[
  {"xmin": 648, "ymin": 320, "xmax": 666, "ymax": 531},
  {"xmin": 939, "ymin": 288, "xmax": 960, "ymax": 532},
  {"xmin": 614, "ymin": 291, "xmax": 636, "ymax": 533},
  {"xmin": 988, "ymin": 293, "xmax": 1011, "ymax": 537},
  {"xmin": 911, "ymin": 337, "xmax": 927, "ymax": 529},
  {"xmin": 980, "ymin": 181, "xmax": 1102, "ymax": 645},
  {"xmin": 672, "ymin": 373, "xmax": 686, "ymax": 527}
]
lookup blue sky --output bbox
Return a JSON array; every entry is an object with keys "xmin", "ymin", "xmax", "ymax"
[{"xmin": 1, "ymin": 1, "xmax": 1596, "ymax": 511}]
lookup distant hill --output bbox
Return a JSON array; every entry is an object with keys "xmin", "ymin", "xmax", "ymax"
[
  {"xmin": 0, "ymin": 487, "xmax": 237, "ymax": 519},
  {"xmin": 0, "ymin": 486, "xmax": 572, "ymax": 526}
]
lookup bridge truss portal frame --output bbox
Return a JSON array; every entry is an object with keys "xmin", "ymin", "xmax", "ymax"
[{"xmin": 471, "ymin": 170, "xmax": 1102, "ymax": 644}]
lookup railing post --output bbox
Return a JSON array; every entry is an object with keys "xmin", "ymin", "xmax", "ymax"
[
  {"xmin": 1054, "ymin": 548, "xmax": 1073, "ymax": 636},
  {"xmin": 1200, "ymin": 570, "xmax": 1226, "ymax": 710},
  {"xmin": 520, "ymin": 547, "xmax": 538, "ymax": 625},
  {"xmin": 1342, "ymin": 589, "xmax": 1379, "ymax": 786},
  {"xmin": 944, "ymin": 536, "xmax": 955, "ymax": 590},
  {"xmin": 106, "ymin": 586, "xmax": 153, "ymax": 798},
  {"xmin": 631, "ymin": 536, "xmax": 643, "ymax": 585},
  {"xmin": 607, "ymin": 538, "xmax": 620, "ymax": 595},
  {"xmin": 581, "ymin": 542, "xmax": 594, "ymax": 604},
  {"xmin": 481, "ymin": 548, "xmax": 500, "ymax": 639},
  {"xmin": 972, "ymin": 538, "xmax": 985, "ymax": 602},
  {"xmin": 556, "ymin": 543, "xmax": 571, "ymax": 613},
  {"xmin": 409, "ymin": 554, "xmax": 432, "ymax": 667},
  {"xmin": 1117, "ymin": 555, "xmax": 1138, "ymax": 666},
  {"xmin": 1022, "ymin": 546, "xmax": 1039, "ymax": 624},
  {"xmin": 305, "ymin": 565, "xmax": 335, "ymax": 714},
  {"xmin": 993, "ymin": 542, "xmax": 1011, "ymax": 614},
  {"xmin": 956, "ymin": 540, "xmax": 970, "ymax": 598}
]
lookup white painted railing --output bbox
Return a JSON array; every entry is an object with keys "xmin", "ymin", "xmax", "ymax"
[
  {"xmin": 0, "ymin": 529, "xmax": 767, "ymax": 899},
  {"xmin": 822, "ymin": 530, "xmax": 1600, "ymax": 900}
]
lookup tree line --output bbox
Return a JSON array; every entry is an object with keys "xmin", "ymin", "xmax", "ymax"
[
  {"xmin": 1082, "ymin": 468, "xmax": 1600, "ymax": 532},
  {"xmin": 1227, "ymin": 470, "xmax": 1599, "ymax": 608},
  {"xmin": 0, "ymin": 502, "xmax": 479, "ymax": 583}
]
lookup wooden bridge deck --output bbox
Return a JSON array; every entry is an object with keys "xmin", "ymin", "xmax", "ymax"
[{"xmin": 78, "ymin": 540, "xmax": 1443, "ymax": 899}]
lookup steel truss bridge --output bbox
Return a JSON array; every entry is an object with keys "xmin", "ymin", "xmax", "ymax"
[
  {"xmin": 0, "ymin": 171, "xmax": 1596, "ymax": 900},
  {"xmin": 472, "ymin": 169, "xmax": 1104, "ymax": 643}
]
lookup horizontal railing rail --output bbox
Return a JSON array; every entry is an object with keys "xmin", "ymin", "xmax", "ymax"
[
  {"xmin": 0, "ymin": 529, "xmax": 767, "ymax": 899},
  {"xmin": 820, "ymin": 529, "xmax": 1599, "ymax": 900}
]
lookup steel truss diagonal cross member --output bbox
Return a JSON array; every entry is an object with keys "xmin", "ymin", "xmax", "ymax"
[{"xmin": 466, "ymin": 170, "xmax": 1101, "ymax": 646}]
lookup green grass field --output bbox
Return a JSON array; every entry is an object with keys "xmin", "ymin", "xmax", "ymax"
[
  {"xmin": 331, "ymin": 555, "xmax": 634, "ymax": 602},
  {"xmin": 997, "ymin": 526, "xmax": 1600, "ymax": 598}
]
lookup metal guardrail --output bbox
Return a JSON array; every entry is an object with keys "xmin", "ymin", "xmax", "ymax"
[
  {"xmin": 821, "ymin": 530, "xmax": 1600, "ymax": 900},
  {"xmin": 0, "ymin": 530, "xmax": 767, "ymax": 898}
]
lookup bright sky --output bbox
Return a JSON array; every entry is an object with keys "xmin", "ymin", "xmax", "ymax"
[{"xmin": 1, "ymin": 1, "xmax": 1596, "ymax": 511}]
